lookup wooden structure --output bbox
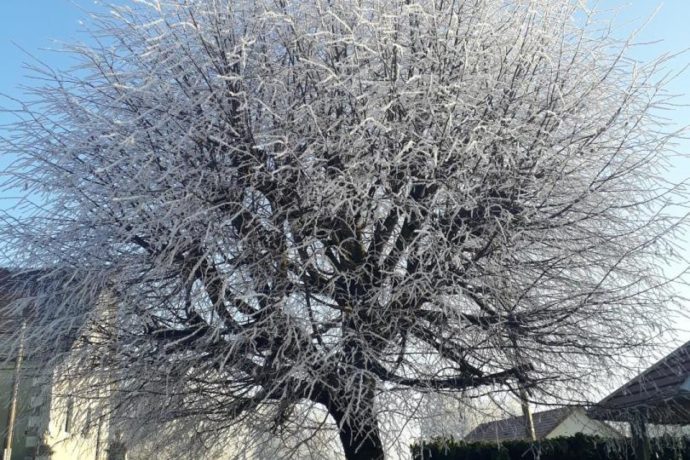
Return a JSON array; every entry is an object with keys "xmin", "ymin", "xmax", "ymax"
[{"xmin": 589, "ymin": 340, "xmax": 690, "ymax": 460}]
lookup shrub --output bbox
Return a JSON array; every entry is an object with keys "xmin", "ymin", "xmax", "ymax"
[{"xmin": 411, "ymin": 433, "xmax": 690, "ymax": 460}]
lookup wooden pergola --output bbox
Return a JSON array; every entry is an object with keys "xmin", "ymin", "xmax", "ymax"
[{"xmin": 589, "ymin": 340, "xmax": 690, "ymax": 460}]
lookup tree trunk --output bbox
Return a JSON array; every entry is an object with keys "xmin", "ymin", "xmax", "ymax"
[
  {"xmin": 319, "ymin": 370, "xmax": 385, "ymax": 460},
  {"xmin": 329, "ymin": 403, "xmax": 385, "ymax": 460}
]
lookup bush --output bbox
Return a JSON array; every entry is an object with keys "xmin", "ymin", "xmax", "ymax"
[{"xmin": 411, "ymin": 433, "xmax": 690, "ymax": 460}]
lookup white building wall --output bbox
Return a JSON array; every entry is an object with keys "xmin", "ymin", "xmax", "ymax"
[
  {"xmin": 546, "ymin": 408, "xmax": 621, "ymax": 439},
  {"xmin": 42, "ymin": 370, "xmax": 109, "ymax": 460}
]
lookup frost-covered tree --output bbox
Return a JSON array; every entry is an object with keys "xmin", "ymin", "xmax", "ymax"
[{"xmin": 0, "ymin": 0, "xmax": 686, "ymax": 459}]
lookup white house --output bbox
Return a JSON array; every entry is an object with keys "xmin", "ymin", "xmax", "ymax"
[{"xmin": 464, "ymin": 406, "xmax": 621, "ymax": 443}]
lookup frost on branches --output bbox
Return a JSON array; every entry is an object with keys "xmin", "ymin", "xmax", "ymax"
[{"xmin": 0, "ymin": 1, "xmax": 685, "ymax": 459}]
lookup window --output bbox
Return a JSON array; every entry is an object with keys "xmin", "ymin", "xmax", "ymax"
[
  {"xmin": 82, "ymin": 408, "xmax": 92, "ymax": 436},
  {"xmin": 64, "ymin": 397, "xmax": 74, "ymax": 433}
]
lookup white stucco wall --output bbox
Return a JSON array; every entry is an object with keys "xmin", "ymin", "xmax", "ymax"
[
  {"xmin": 546, "ymin": 408, "xmax": 621, "ymax": 439},
  {"xmin": 43, "ymin": 369, "xmax": 109, "ymax": 460},
  {"xmin": 42, "ymin": 292, "xmax": 116, "ymax": 460}
]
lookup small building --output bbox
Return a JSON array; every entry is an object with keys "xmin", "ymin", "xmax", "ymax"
[
  {"xmin": 464, "ymin": 406, "xmax": 620, "ymax": 443},
  {"xmin": 589, "ymin": 340, "xmax": 690, "ymax": 426},
  {"xmin": 589, "ymin": 340, "xmax": 690, "ymax": 460}
]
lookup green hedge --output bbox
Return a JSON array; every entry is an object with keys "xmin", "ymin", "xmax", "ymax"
[{"xmin": 411, "ymin": 433, "xmax": 690, "ymax": 460}]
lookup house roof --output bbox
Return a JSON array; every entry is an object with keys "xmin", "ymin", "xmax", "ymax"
[
  {"xmin": 0, "ymin": 268, "xmax": 98, "ymax": 361},
  {"xmin": 589, "ymin": 341, "xmax": 690, "ymax": 425},
  {"xmin": 464, "ymin": 406, "xmax": 578, "ymax": 443}
]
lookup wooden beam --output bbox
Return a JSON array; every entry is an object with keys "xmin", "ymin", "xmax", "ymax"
[
  {"xmin": 3, "ymin": 320, "xmax": 26, "ymax": 460},
  {"xmin": 630, "ymin": 412, "xmax": 651, "ymax": 460}
]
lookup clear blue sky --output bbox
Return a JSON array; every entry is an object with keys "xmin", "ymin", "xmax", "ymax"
[
  {"xmin": 1, "ymin": 1, "xmax": 688, "ymax": 164},
  {"xmin": 0, "ymin": 1, "xmax": 689, "ymax": 341},
  {"xmin": 0, "ymin": 1, "xmax": 100, "ymax": 179},
  {"xmin": 0, "ymin": 1, "xmax": 95, "ymax": 105}
]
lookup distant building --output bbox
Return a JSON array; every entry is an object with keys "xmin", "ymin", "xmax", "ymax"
[
  {"xmin": 1, "ymin": 270, "xmax": 112, "ymax": 460},
  {"xmin": 0, "ymin": 360, "xmax": 110, "ymax": 460},
  {"xmin": 464, "ymin": 406, "xmax": 620, "ymax": 443}
]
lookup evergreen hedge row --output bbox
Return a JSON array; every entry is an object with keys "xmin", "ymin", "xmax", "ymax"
[{"xmin": 411, "ymin": 433, "xmax": 690, "ymax": 460}]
